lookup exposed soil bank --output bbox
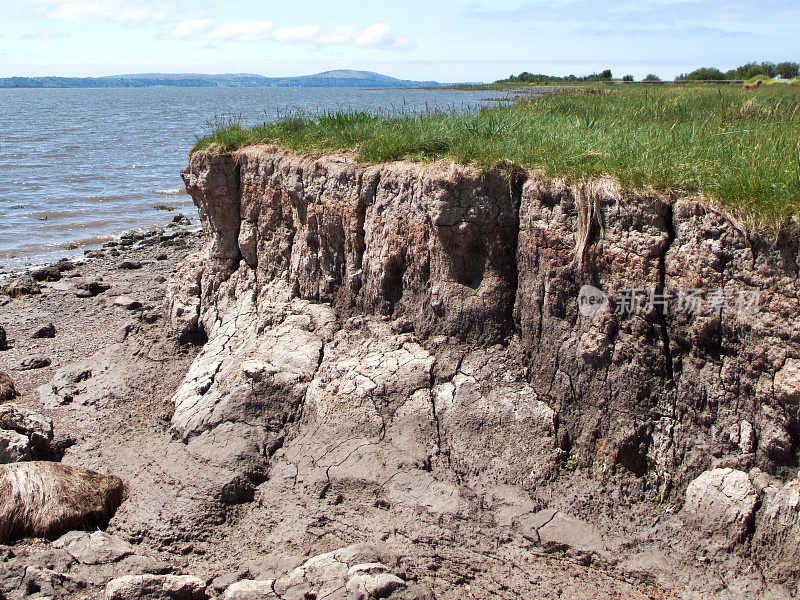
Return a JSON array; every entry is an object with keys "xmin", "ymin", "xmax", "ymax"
[
  {"xmin": 0, "ymin": 146, "xmax": 797, "ymax": 600},
  {"xmin": 169, "ymin": 146, "xmax": 799, "ymax": 597}
]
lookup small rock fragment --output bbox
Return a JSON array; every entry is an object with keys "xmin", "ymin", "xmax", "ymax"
[
  {"xmin": 0, "ymin": 403, "xmax": 53, "ymax": 458},
  {"xmin": 18, "ymin": 356, "xmax": 51, "ymax": 370},
  {"xmin": 105, "ymin": 574, "xmax": 206, "ymax": 600},
  {"xmin": 119, "ymin": 261, "xmax": 143, "ymax": 270},
  {"xmin": 76, "ymin": 280, "xmax": 111, "ymax": 297},
  {"xmin": 739, "ymin": 420, "xmax": 756, "ymax": 454},
  {"xmin": 0, "ymin": 429, "xmax": 32, "ymax": 463},
  {"xmin": 0, "ymin": 372, "xmax": 17, "ymax": 403},
  {"xmin": 31, "ymin": 266, "xmax": 61, "ymax": 282},
  {"xmin": 114, "ymin": 296, "xmax": 143, "ymax": 311},
  {"xmin": 55, "ymin": 258, "xmax": 77, "ymax": 272},
  {"xmin": 53, "ymin": 530, "xmax": 135, "ymax": 565},
  {"xmin": 222, "ymin": 580, "xmax": 277, "ymax": 600},
  {"xmin": 32, "ymin": 323, "xmax": 56, "ymax": 339},
  {"xmin": 0, "ymin": 325, "xmax": 7, "ymax": 350},
  {"xmin": 346, "ymin": 563, "xmax": 406, "ymax": 599}
]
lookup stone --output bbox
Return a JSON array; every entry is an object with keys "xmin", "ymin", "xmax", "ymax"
[
  {"xmin": 105, "ymin": 574, "xmax": 206, "ymax": 600},
  {"xmin": 32, "ymin": 322, "xmax": 56, "ymax": 339},
  {"xmin": 0, "ymin": 403, "xmax": 53, "ymax": 458},
  {"xmin": 2, "ymin": 274, "xmax": 40, "ymax": 298},
  {"xmin": 0, "ymin": 373, "xmax": 17, "ymax": 403},
  {"xmin": 9, "ymin": 565, "xmax": 86, "ymax": 597},
  {"xmin": 272, "ymin": 544, "xmax": 399, "ymax": 600},
  {"xmin": 222, "ymin": 580, "xmax": 277, "ymax": 600},
  {"xmin": 346, "ymin": 564, "xmax": 405, "ymax": 599},
  {"xmin": 119, "ymin": 261, "xmax": 143, "ymax": 270},
  {"xmin": 0, "ymin": 325, "xmax": 6, "ymax": 350},
  {"xmin": 76, "ymin": 280, "xmax": 111, "ymax": 297},
  {"xmin": 739, "ymin": 420, "xmax": 756, "ymax": 454},
  {"xmin": 55, "ymin": 258, "xmax": 77, "ymax": 272},
  {"xmin": 0, "ymin": 430, "xmax": 31, "ymax": 463},
  {"xmin": 0, "ymin": 462, "xmax": 123, "ymax": 543},
  {"xmin": 683, "ymin": 468, "xmax": 758, "ymax": 544},
  {"xmin": 757, "ymin": 404, "xmax": 794, "ymax": 464},
  {"xmin": 114, "ymin": 296, "xmax": 143, "ymax": 311},
  {"xmin": 17, "ymin": 356, "xmax": 51, "ymax": 370},
  {"xmin": 53, "ymin": 530, "xmax": 135, "ymax": 565},
  {"xmin": 31, "ymin": 266, "xmax": 61, "ymax": 282},
  {"xmin": 116, "ymin": 554, "xmax": 174, "ymax": 576}
]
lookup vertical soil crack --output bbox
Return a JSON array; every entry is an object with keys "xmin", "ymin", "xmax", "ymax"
[
  {"xmin": 507, "ymin": 169, "xmax": 527, "ymax": 337},
  {"xmin": 657, "ymin": 202, "xmax": 676, "ymax": 382}
]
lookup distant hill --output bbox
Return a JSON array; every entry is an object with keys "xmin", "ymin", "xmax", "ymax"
[{"xmin": 0, "ymin": 70, "xmax": 444, "ymax": 89}]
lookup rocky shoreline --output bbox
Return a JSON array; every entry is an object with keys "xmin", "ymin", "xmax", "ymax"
[{"xmin": 0, "ymin": 146, "xmax": 797, "ymax": 600}]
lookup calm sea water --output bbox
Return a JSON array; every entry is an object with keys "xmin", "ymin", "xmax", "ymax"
[{"xmin": 0, "ymin": 87, "xmax": 502, "ymax": 271}]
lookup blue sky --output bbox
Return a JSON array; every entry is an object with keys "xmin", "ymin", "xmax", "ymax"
[{"xmin": 1, "ymin": 0, "xmax": 798, "ymax": 81}]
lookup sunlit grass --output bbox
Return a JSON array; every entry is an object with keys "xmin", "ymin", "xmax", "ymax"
[{"xmin": 193, "ymin": 85, "xmax": 800, "ymax": 223}]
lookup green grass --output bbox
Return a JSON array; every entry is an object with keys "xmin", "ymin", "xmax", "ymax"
[{"xmin": 193, "ymin": 84, "xmax": 800, "ymax": 223}]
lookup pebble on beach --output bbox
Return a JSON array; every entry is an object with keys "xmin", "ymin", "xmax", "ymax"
[{"xmin": 32, "ymin": 323, "xmax": 56, "ymax": 339}]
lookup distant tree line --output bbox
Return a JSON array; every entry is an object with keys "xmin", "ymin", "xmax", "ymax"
[
  {"xmin": 499, "ymin": 69, "xmax": 614, "ymax": 84},
  {"xmin": 496, "ymin": 61, "xmax": 798, "ymax": 85},
  {"xmin": 676, "ymin": 61, "xmax": 799, "ymax": 81}
]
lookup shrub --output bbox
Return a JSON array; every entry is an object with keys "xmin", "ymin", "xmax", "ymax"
[
  {"xmin": 776, "ymin": 62, "xmax": 800, "ymax": 79},
  {"xmin": 676, "ymin": 67, "xmax": 726, "ymax": 81}
]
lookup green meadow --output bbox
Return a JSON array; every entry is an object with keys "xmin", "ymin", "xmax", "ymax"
[{"xmin": 194, "ymin": 84, "xmax": 800, "ymax": 224}]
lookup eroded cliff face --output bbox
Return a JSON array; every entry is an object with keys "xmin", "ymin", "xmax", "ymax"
[{"xmin": 167, "ymin": 145, "xmax": 800, "ymax": 598}]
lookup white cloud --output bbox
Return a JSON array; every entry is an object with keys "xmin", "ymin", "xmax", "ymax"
[
  {"xmin": 164, "ymin": 19, "xmax": 274, "ymax": 42},
  {"xmin": 17, "ymin": 0, "xmax": 171, "ymax": 25},
  {"xmin": 168, "ymin": 19, "xmax": 213, "ymax": 39},
  {"xmin": 163, "ymin": 20, "xmax": 414, "ymax": 50},
  {"xmin": 211, "ymin": 22, "xmax": 274, "ymax": 42},
  {"xmin": 274, "ymin": 25, "xmax": 320, "ymax": 42},
  {"xmin": 318, "ymin": 26, "xmax": 358, "ymax": 45},
  {"xmin": 354, "ymin": 23, "xmax": 413, "ymax": 49}
]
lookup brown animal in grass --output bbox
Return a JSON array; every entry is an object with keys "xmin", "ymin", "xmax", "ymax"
[
  {"xmin": 743, "ymin": 79, "xmax": 762, "ymax": 90},
  {"xmin": 0, "ymin": 462, "xmax": 124, "ymax": 543}
]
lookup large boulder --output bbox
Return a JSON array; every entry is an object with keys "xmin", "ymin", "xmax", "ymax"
[
  {"xmin": 683, "ymin": 468, "xmax": 758, "ymax": 545},
  {"xmin": 105, "ymin": 574, "xmax": 206, "ymax": 600},
  {"xmin": 0, "ymin": 462, "xmax": 124, "ymax": 543}
]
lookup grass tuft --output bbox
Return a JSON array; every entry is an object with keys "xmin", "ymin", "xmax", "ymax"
[{"xmin": 193, "ymin": 85, "xmax": 800, "ymax": 224}]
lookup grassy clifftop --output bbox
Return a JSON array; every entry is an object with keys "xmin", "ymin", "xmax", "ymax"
[{"xmin": 193, "ymin": 85, "xmax": 800, "ymax": 223}]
